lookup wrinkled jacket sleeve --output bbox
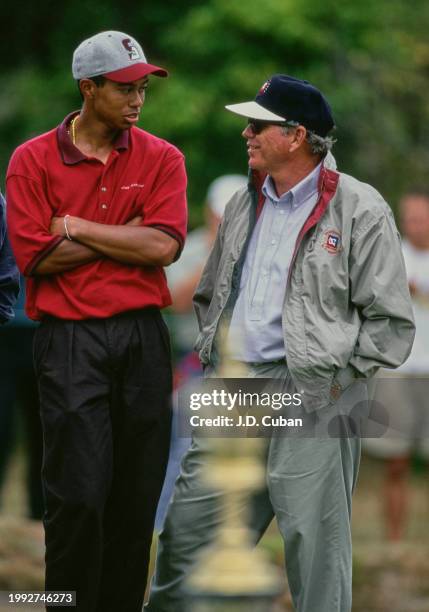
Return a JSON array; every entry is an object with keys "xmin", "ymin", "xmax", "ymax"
[
  {"xmin": 0, "ymin": 193, "xmax": 20, "ymax": 323},
  {"xmin": 348, "ymin": 209, "xmax": 415, "ymax": 378},
  {"xmin": 193, "ymin": 219, "xmax": 225, "ymax": 340}
]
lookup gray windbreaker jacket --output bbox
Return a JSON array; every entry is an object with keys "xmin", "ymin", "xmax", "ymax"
[{"xmin": 193, "ymin": 154, "xmax": 415, "ymax": 410}]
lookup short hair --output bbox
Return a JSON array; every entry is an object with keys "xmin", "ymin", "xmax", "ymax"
[
  {"xmin": 88, "ymin": 75, "xmax": 107, "ymax": 87},
  {"xmin": 282, "ymin": 122, "xmax": 336, "ymax": 156},
  {"xmin": 400, "ymin": 188, "xmax": 429, "ymax": 202},
  {"xmin": 76, "ymin": 74, "xmax": 107, "ymax": 100}
]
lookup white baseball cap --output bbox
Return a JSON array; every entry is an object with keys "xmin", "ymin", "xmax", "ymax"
[
  {"xmin": 72, "ymin": 30, "xmax": 168, "ymax": 82},
  {"xmin": 207, "ymin": 175, "xmax": 248, "ymax": 218}
]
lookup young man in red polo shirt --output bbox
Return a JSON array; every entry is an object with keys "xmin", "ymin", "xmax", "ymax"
[{"xmin": 6, "ymin": 31, "xmax": 187, "ymax": 612}]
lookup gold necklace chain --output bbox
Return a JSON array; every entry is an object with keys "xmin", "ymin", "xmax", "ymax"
[{"xmin": 70, "ymin": 114, "xmax": 80, "ymax": 145}]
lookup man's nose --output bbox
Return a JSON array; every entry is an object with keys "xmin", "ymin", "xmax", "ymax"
[
  {"xmin": 242, "ymin": 124, "xmax": 253, "ymax": 138},
  {"xmin": 130, "ymin": 90, "xmax": 144, "ymax": 108}
]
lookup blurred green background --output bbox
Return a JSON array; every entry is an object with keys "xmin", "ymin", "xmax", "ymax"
[{"xmin": 0, "ymin": 0, "xmax": 428, "ymax": 223}]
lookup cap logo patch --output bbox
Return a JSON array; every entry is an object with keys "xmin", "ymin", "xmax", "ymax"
[
  {"xmin": 322, "ymin": 229, "xmax": 342, "ymax": 253},
  {"xmin": 259, "ymin": 80, "xmax": 271, "ymax": 95},
  {"xmin": 122, "ymin": 38, "xmax": 140, "ymax": 61}
]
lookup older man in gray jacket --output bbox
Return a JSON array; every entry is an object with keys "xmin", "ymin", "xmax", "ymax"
[{"xmin": 147, "ymin": 75, "xmax": 415, "ymax": 612}]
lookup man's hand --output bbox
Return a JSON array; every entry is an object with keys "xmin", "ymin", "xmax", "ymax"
[
  {"xmin": 125, "ymin": 215, "xmax": 143, "ymax": 226},
  {"xmin": 408, "ymin": 281, "xmax": 417, "ymax": 297}
]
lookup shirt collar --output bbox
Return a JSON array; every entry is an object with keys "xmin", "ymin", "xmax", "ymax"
[
  {"xmin": 57, "ymin": 111, "xmax": 130, "ymax": 165},
  {"xmin": 262, "ymin": 161, "xmax": 322, "ymax": 209}
]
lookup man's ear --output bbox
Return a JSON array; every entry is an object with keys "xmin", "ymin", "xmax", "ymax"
[
  {"xmin": 289, "ymin": 125, "xmax": 307, "ymax": 153},
  {"xmin": 79, "ymin": 78, "xmax": 97, "ymax": 100}
]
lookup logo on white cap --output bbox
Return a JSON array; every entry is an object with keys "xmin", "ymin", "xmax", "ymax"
[{"xmin": 122, "ymin": 38, "xmax": 141, "ymax": 61}]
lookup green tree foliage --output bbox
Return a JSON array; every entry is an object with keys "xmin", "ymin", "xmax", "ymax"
[{"xmin": 0, "ymin": 0, "xmax": 428, "ymax": 224}]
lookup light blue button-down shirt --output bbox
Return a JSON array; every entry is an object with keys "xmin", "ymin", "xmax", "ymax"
[{"xmin": 228, "ymin": 163, "xmax": 321, "ymax": 362}]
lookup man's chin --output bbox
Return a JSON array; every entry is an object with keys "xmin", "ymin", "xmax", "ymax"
[{"xmin": 248, "ymin": 159, "xmax": 265, "ymax": 172}]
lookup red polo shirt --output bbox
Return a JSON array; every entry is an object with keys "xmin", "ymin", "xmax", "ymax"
[{"xmin": 6, "ymin": 112, "xmax": 187, "ymax": 321}]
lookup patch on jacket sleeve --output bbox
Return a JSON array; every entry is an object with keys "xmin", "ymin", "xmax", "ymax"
[{"xmin": 322, "ymin": 229, "xmax": 342, "ymax": 253}]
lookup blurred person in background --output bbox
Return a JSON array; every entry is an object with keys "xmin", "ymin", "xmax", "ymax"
[
  {"xmin": 155, "ymin": 174, "xmax": 247, "ymax": 530},
  {"xmin": 6, "ymin": 30, "xmax": 187, "ymax": 612},
  {"xmin": 0, "ymin": 190, "xmax": 20, "ymax": 499},
  {"xmin": 364, "ymin": 190, "xmax": 429, "ymax": 541},
  {"xmin": 0, "ymin": 191, "xmax": 19, "ymax": 324},
  {"xmin": 166, "ymin": 174, "xmax": 248, "ymax": 360},
  {"xmin": 0, "ymin": 275, "xmax": 43, "ymax": 520}
]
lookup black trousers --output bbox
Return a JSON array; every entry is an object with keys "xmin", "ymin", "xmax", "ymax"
[{"xmin": 33, "ymin": 309, "xmax": 172, "ymax": 612}]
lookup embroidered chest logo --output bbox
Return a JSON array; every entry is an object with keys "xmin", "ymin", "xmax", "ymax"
[
  {"xmin": 121, "ymin": 183, "xmax": 145, "ymax": 190},
  {"xmin": 322, "ymin": 229, "xmax": 342, "ymax": 254}
]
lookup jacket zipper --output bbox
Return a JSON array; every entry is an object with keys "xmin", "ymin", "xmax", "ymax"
[
  {"xmin": 285, "ymin": 169, "xmax": 339, "ymax": 289},
  {"xmin": 209, "ymin": 183, "xmax": 259, "ymax": 367}
]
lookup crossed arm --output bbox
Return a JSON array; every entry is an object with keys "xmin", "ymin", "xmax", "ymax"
[{"xmin": 34, "ymin": 215, "xmax": 179, "ymax": 275}]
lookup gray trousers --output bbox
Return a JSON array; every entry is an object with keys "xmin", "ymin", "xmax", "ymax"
[{"xmin": 146, "ymin": 362, "xmax": 362, "ymax": 612}]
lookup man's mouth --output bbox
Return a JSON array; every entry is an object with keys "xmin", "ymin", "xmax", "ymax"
[
  {"xmin": 247, "ymin": 144, "xmax": 260, "ymax": 153},
  {"xmin": 124, "ymin": 113, "xmax": 139, "ymax": 123}
]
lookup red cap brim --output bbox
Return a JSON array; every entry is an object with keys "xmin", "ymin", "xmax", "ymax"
[{"xmin": 103, "ymin": 62, "xmax": 168, "ymax": 82}]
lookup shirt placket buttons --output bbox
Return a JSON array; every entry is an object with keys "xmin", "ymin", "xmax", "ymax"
[{"xmin": 100, "ymin": 184, "xmax": 108, "ymax": 212}]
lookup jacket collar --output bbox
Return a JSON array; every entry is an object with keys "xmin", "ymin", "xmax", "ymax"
[{"xmin": 250, "ymin": 152, "xmax": 339, "ymax": 219}]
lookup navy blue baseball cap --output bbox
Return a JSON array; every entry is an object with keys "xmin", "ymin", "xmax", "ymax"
[{"xmin": 225, "ymin": 74, "xmax": 335, "ymax": 137}]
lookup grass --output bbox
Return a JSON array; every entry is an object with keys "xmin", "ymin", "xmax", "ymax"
[{"xmin": 1, "ymin": 450, "xmax": 428, "ymax": 611}]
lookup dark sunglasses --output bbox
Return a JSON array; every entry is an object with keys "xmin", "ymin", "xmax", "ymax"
[{"xmin": 246, "ymin": 119, "xmax": 288, "ymax": 134}]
